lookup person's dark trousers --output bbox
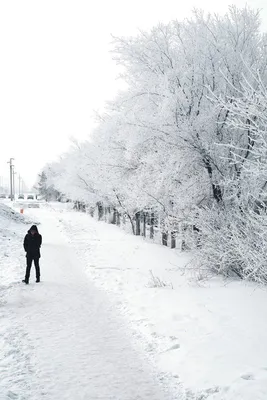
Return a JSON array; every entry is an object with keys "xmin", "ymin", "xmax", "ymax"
[{"xmin": 25, "ymin": 256, "xmax": 40, "ymax": 282}]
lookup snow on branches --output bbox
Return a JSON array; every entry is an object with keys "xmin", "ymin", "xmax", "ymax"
[{"xmin": 42, "ymin": 6, "xmax": 267, "ymax": 282}]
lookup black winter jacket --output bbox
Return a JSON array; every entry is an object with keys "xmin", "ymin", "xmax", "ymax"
[{"xmin": 23, "ymin": 225, "xmax": 42, "ymax": 258}]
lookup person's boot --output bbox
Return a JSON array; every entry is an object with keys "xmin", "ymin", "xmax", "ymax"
[
  {"xmin": 36, "ymin": 277, "xmax": 40, "ymax": 283},
  {"xmin": 22, "ymin": 279, "xmax": 29, "ymax": 284}
]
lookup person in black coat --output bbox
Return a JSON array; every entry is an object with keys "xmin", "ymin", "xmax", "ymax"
[{"xmin": 22, "ymin": 225, "xmax": 42, "ymax": 284}]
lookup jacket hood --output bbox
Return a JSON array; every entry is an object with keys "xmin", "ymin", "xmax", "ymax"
[{"xmin": 28, "ymin": 225, "xmax": 39, "ymax": 234}]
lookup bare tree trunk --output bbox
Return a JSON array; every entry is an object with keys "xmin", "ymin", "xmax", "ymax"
[
  {"xmin": 111, "ymin": 208, "xmax": 116, "ymax": 224},
  {"xmin": 115, "ymin": 210, "xmax": 120, "ymax": 226},
  {"xmin": 181, "ymin": 223, "xmax": 186, "ymax": 251},
  {"xmin": 193, "ymin": 225, "xmax": 201, "ymax": 247},
  {"xmin": 203, "ymin": 157, "xmax": 223, "ymax": 203},
  {"xmin": 135, "ymin": 212, "xmax": 141, "ymax": 235},
  {"xmin": 143, "ymin": 212, "xmax": 146, "ymax": 237},
  {"xmin": 113, "ymin": 190, "xmax": 135, "ymax": 234},
  {"xmin": 104, "ymin": 206, "xmax": 107, "ymax": 222},
  {"xmin": 150, "ymin": 212, "xmax": 154, "ymax": 239}
]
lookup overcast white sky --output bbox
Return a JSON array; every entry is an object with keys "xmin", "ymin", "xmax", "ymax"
[{"xmin": 0, "ymin": 0, "xmax": 266, "ymax": 189}]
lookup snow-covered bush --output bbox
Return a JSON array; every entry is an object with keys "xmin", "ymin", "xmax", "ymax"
[
  {"xmin": 187, "ymin": 62, "xmax": 267, "ymax": 283},
  {"xmin": 147, "ymin": 270, "xmax": 173, "ymax": 289},
  {"xmin": 192, "ymin": 205, "xmax": 267, "ymax": 284}
]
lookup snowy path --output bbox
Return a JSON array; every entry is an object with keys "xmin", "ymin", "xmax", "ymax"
[
  {"xmin": 2, "ymin": 204, "xmax": 267, "ymax": 399},
  {"xmin": 39, "ymin": 205, "xmax": 267, "ymax": 400},
  {"xmin": 0, "ymin": 209, "xmax": 174, "ymax": 400}
]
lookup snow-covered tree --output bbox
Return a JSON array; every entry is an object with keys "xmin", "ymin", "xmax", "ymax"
[
  {"xmin": 36, "ymin": 170, "xmax": 61, "ymax": 201},
  {"xmin": 42, "ymin": 6, "xmax": 267, "ymax": 281}
]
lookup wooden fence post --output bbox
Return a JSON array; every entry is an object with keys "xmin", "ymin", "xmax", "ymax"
[
  {"xmin": 171, "ymin": 231, "xmax": 176, "ymax": 249},
  {"xmin": 116, "ymin": 210, "xmax": 121, "ymax": 226},
  {"xmin": 107, "ymin": 207, "xmax": 111, "ymax": 223},
  {"xmin": 162, "ymin": 231, "xmax": 168, "ymax": 246},
  {"xmin": 97, "ymin": 202, "xmax": 104, "ymax": 220}
]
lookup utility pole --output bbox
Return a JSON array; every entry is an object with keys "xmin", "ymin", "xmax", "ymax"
[
  {"xmin": 13, "ymin": 168, "xmax": 17, "ymax": 200},
  {"xmin": 7, "ymin": 158, "xmax": 14, "ymax": 200},
  {"xmin": 18, "ymin": 174, "xmax": 22, "ymax": 195}
]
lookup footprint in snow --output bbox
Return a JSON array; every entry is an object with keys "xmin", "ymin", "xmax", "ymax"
[
  {"xmin": 241, "ymin": 373, "xmax": 255, "ymax": 380},
  {"xmin": 160, "ymin": 343, "xmax": 180, "ymax": 353},
  {"xmin": 5, "ymin": 348, "xmax": 20, "ymax": 357},
  {"xmin": 167, "ymin": 343, "xmax": 180, "ymax": 351},
  {"xmin": 6, "ymin": 391, "xmax": 19, "ymax": 399}
]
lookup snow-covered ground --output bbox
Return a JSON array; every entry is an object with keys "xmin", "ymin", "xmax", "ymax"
[
  {"xmin": 0, "ymin": 203, "xmax": 176, "ymax": 400},
  {"xmin": 52, "ymin": 206, "xmax": 267, "ymax": 400},
  {"xmin": 1, "ymin": 203, "xmax": 267, "ymax": 399}
]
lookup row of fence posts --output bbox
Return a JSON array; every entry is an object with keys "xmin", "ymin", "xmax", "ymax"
[
  {"xmin": 124, "ymin": 210, "xmax": 180, "ymax": 249},
  {"xmin": 73, "ymin": 201, "xmax": 200, "ymax": 250},
  {"xmin": 96, "ymin": 203, "xmax": 180, "ymax": 249},
  {"xmin": 73, "ymin": 201, "xmax": 185, "ymax": 249}
]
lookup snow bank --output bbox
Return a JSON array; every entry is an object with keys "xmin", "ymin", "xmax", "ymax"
[
  {"xmin": 55, "ymin": 207, "xmax": 267, "ymax": 400},
  {"xmin": 0, "ymin": 202, "xmax": 37, "ymax": 225},
  {"xmin": 0, "ymin": 203, "xmax": 37, "ymax": 288},
  {"xmin": 0, "ymin": 203, "xmax": 28, "ymax": 224}
]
